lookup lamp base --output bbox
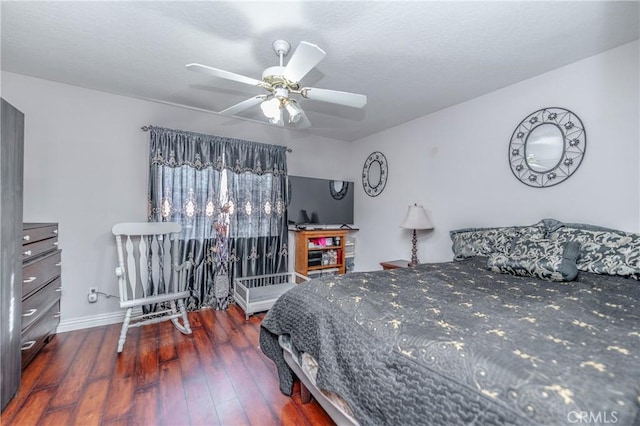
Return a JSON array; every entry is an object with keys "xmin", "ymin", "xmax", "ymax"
[{"xmin": 410, "ymin": 229, "xmax": 419, "ymax": 266}]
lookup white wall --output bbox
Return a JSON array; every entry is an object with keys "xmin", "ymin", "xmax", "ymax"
[
  {"xmin": 3, "ymin": 40, "xmax": 638, "ymax": 329},
  {"xmin": 350, "ymin": 40, "xmax": 640, "ymax": 271},
  {"xmin": 1, "ymin": 71, "xmax": 351, "ymax": 330}
]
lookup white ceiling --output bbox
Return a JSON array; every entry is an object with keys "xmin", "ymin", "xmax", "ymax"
[{"xmin": 2, "ymin": 1, "xmax": 638, "ymax": 142}]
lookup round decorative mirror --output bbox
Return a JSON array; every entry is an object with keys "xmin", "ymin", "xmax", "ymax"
[
  {"xmin": 329, "ymin": 180, "xmax": 349, "ymax": 200},
  {"xmin": 509, "ymin": 107, "xmax": 586, "ymax": 188},
  {"xmin": 362, "ymin": 151, "xmax": 388, "ymax": 197}
]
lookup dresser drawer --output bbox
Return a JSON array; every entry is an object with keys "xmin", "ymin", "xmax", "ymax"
[
  {"xmin": 22, "ymin": 236, "xmax": 58, "ymax": 262},
  {"xmin": 23, "ymin": 223, "xmax": 58, "ymax": 245},
  {"xmin": 22, "ymin": 277, "xmax": 61, "ymax": 332},
  {"xmin": 22, "ymin": 249, "xmax": 61, "ymax": 299},
  {"xmin": 21, "ymin": 300, "xmax": 60, "ymax": 369}
]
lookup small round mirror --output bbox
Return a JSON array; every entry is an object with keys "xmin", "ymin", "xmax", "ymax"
[{"xmin": 525, "ymin": 123, "xmax": 564, "ymax": 172}]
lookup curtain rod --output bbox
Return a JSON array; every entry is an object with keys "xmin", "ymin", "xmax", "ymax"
[{"xmin": 140, "ymin": 125, "xmax": 292, "ymax": 152}]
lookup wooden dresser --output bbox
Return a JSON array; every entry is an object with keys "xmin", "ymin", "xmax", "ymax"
[
  {"xmin": 1, "ymin": 98, "xmax": 24, "ymax": 410},
  {"xmin": 21, "ymin": 223, "xmax": 61, "ymax": 368}
]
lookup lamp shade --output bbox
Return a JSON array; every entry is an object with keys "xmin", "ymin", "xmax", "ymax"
[{"xmin": 400, "ymin": 204, "xmax": 433, "ymax": 230}]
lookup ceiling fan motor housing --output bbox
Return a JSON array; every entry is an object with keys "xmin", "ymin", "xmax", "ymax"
[
  {"xmin": 262, "ymin": 66, "xmax": 285, "ymax": 81},
  {"xmin": 262, "ymin": 66, "xmax": 299, "ymax": 90}
]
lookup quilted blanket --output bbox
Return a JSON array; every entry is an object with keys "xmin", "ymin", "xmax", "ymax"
[{"xmin": 259, "ymin": 257, "xmax": 640, "ymax": 425}]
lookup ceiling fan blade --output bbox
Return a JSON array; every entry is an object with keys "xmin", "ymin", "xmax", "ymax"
[
  {"xmin": 301, "ymin": 87, "xmax": 367, "ymax": 108},
  {"xmin": 186, "ymin": 63, "xmax": 263, "ymax": 87},
  {"xmin": 220, "ymin": 95, "xmax": 267, "ymax": 116},
  {"xmin": 282, "ymin": 41, "xmax": 326, "ymax": 83}
]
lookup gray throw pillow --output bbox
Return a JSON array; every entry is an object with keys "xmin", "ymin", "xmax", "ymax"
[
  {"xmin": 450, "ymin": 223, "xmax": 546, "ymax": 260},
  {"xmin": 487, "ymin": 239, "xmax": 580, "ymax": 282},
  {"xmin": 550, "ymin": 227, "xmax": 640, "ymax": 279}
]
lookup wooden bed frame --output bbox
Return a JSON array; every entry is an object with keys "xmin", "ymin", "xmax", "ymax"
[{"xmin": 279, "ymin": 336, "xmax": 357, "ymax": 425}]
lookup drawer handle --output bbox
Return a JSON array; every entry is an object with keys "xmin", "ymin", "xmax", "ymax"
[
  {"xmin": 23, "ymin": 235, "xmax": 31, "ymax": 241},
  {"xmin": 21, "ymin": 341, "xmax": 36, "ymax": 351},
  {"xmin": 22, "ymin": 308, "xmax": 37, "ymax": 317},
  {"xmin": 53, "ymin": 242, "xmax": 59, "ymax": 246},
  {"xmin": 53, "ymin": 229, "xmax": 58, "ymax": 235},
  {"xmin": 54, "ymin": 312, "xmax": 61, "ymax": 318},
  {"xmin": 23, "ymin": 250, "xmax": 32, "ymax": 256},
  {"xmin": 55, "ymin": 262, "xmax": 62, "ymax": 267},
  {"xmin": 23, "ymin": 276, "xmax": 36, "ymax": 283},
  {"xmin": 55, "ymin": 287, "xmax": 62, "ymax": 292}
]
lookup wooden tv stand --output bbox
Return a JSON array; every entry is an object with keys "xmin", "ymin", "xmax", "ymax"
[{"xmin": 294, "ymin": 229, "xmax": 348, "ymax": 277}]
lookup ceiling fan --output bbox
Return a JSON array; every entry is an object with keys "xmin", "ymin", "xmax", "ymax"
[{"xmin": 186, "ymin": 40, "xmax": 367, "ymax": 129}]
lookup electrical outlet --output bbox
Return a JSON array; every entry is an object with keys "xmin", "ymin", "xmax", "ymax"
[{"xmin": 88, "ymin": 287, "xmax": 98, "ymax": 303}]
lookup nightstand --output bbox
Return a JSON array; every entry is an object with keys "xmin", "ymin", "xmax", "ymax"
[{"xmin": 380, "ymin": 259, "xmax": 411, "ymax": 270}]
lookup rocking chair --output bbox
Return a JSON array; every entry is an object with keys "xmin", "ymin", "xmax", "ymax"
[{"xmin": 112, "ymin": 222, "xmax": 192, "ymax": 353}]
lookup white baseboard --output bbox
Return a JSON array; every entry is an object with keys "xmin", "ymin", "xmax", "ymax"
[{"xmin": 56, "ymin": 310, "xmax": 125, "ymax": 333}]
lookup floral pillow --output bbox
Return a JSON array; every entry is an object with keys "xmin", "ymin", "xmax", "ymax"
[
  {"xmin": 450, "ymin": 223, "xmax": 546, "ymax": 260},
  {"xmin": 487, "ymin": 239, "xmax": 580, "ymax": 282},
  {"xmin": 550, "ymin": 226, "xmax": 640, "ymax": 279}
]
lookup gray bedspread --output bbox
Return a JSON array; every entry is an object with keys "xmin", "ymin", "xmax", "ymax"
[{"xmin": 259, "ymin": 257, "xmax": 640, "ymax": 425}]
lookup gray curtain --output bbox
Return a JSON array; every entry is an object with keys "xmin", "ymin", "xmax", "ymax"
[
  {"xmin": 147, "ymin": 126, "xmax": 288, "ymax": 310},
  {"xmin": 225, "ymin": 140, "xmax": 289, "ymax": 279}
]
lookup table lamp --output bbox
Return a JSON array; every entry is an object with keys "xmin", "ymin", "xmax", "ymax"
[{"xmin": 400, "ymin": 204, "xmax": 433, "ymax": 266}]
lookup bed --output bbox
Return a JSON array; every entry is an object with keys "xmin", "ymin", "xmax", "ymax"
[{"xmin": 259, "ymin": 219, "xmax": 640, "ymax": 425}]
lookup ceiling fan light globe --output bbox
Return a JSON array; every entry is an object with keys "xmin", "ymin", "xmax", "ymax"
[
  {"xmin": 260, "ymin": 97, "xmax": 281, "ymax": 119},
  {"xmin": 269, "ymin": 114, "xmax": 285, "ymax": 127},
  {"xmin": 285, "ymin": 100, "xmax": 304, "ymax": 124},
  {"xmin": 288, "ymin": 112, "xmax": 302, "ymax": 124}
]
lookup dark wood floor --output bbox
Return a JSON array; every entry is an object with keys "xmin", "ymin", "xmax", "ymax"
[{"xmin": 1, "ymin": 305, "xmax": 334, "ymax": 426}]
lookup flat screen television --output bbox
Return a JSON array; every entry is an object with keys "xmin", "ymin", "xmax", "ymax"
[{"xmin": 287, "ymin": 175, "xmax": 355, "ymax": 228}]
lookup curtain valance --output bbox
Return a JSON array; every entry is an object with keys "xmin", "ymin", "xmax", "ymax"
[{"xmin": 149, "ymin": 126, "xmax": 288, "ymax": 174}]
